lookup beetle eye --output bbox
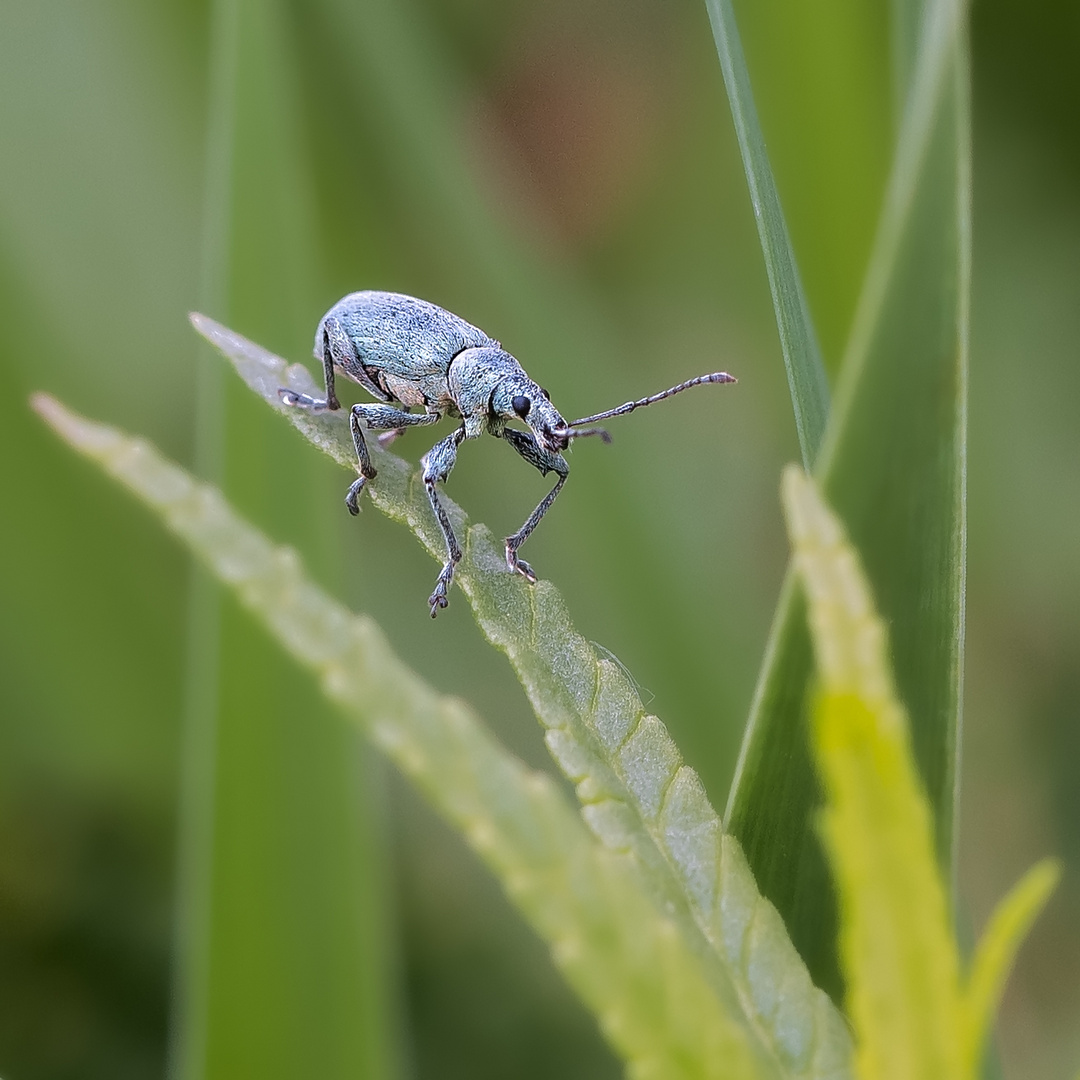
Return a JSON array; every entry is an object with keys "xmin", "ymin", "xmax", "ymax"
[{"xmin": 511, "ymin": 394, "xmax": 531, "ymax": 418}]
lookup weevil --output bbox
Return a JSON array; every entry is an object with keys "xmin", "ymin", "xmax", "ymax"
[{"xmin": 280, "ymin": 291, "xmax": 735, "ymax": 617}]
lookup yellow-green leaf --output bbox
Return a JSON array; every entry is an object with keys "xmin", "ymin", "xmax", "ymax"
[
  {"xmin": 781, "ymin": 465, "xmax": 1056, "ymax": 1080},
  {"xmin": 782, "ymin": 465, "xmax": 962, "ymax": 1080}
]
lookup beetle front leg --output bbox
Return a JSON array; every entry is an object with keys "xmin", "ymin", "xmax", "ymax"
[
  {"xmin": 501, "ymin": 428, "xmax": 569, "ymax": 583},
  {"xmin": 422, "ymin": 427, "xmax": 467, "ymax": 617}
]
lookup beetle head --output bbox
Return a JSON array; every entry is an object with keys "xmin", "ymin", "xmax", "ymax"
[{"xmin": 491, "ymin": 378, "xmax": 570, "ymax": 453}]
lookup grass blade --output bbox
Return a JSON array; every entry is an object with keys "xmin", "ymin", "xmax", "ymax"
[
  {"xmin": 171, "ymin": 0, "xmax": 236, "ymax": 1069},
  {"xmin": 186, "ymin": 316, "xmax": 856, "ymax": 1078},
  {"xmin": 702, "ymin": 0, "xmax": 830, "ymax": 468},
  {"xmin": 726, "ymin": 0, "xmax": 969, "ymax": 998}
]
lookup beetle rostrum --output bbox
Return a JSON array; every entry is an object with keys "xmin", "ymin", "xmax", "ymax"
[{"xmin": 280, "ymin": 290, "xmax": 736, "ymax": 617}]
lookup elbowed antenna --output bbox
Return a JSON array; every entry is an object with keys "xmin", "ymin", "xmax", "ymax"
[
  {"xmin": 563, "ymin": 424, "xmax": 612, "ymax": 443},
  {"xmin": 558, "ymin": 370, "xmax": 736, "ymax": 441}
]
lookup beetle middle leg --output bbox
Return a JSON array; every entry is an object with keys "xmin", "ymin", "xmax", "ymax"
[
  {"xmin": 345, "ymin": 404, "xmax": 441, "ymax": 515},
  {"xmin": 421, "ymin": 426, "xmax": 467, "ymax": 617},
  {"xmin": 501, "ymin": 428, "xmax": 569, "ymax": 583}
]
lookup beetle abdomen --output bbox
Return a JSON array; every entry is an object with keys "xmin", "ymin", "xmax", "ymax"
[{"xmin": 317, "ymin": 291, "xmax": 495, "ymax": 383}]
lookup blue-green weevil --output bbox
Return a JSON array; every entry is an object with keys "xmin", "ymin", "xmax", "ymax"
[{"xmin": 281, "ymin": 290, "xmax": 735, "ymax": 617}]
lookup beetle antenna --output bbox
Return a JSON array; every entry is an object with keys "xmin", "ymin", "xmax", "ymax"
[
  {"xmin": 564, "ymin": 370, "xmax": 736, "ymax": 433},
  {"xmin": 565, "ymin": 424, "xmax": 612, "ymax": 444}
]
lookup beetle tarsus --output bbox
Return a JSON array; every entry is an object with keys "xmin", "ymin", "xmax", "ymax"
[
  {"xmin": 279, "ymin": 388, "xmax": 335, "ymax": 411},
  {"xmin": 428, "ymin": 565, "xmax": 455, "ymax": 617},
  {"xmin": 505, "ymin": 545, "xmax": 537, "ymax": 584},
  {"xmin": 345, "ymin": 476, "xmax": 368, "ymax": 515}
]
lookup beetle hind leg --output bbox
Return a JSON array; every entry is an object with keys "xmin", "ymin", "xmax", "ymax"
[{"xmin": 281, "ymin": 320, "xmax": 349, "ymax": 412}]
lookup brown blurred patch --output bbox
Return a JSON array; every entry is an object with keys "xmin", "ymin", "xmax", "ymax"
[{"xmin": 470, "ymin": 27, "xmax": 670, "ymax": 249}]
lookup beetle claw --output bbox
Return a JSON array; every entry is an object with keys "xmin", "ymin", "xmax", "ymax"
[
  {"xmin": 345, "ymin": 476, "xmax": 367, "ymax": 515},
  {"xmin": 506, "ymin": 547, "xmax": 537, "ymax": 584},
  {"xmin": 428, "ymin": 563, "xmax": 455, "ymax": 616}
]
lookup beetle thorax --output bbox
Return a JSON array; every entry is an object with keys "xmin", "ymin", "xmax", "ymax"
[
  {"xmin": 447, "ymin": 347, "xmax": 567, "ymax": 450},
  {"xmin": 447, "ymin": 347, "xmax": 518, "ymax": 419}
]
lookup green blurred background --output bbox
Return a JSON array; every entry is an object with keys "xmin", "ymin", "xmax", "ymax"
[{"xmin": 0, "ymin": 0, "xmax": 1076, "ymax": 1077}]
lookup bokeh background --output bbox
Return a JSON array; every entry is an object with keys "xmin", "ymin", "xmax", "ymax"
[{"xmin": 0, "ymin": 0, "xmax": 1077, "ymax": 1077}]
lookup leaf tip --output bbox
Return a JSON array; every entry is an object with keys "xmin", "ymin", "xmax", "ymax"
[
  {"xmin": 30, "ymin": 392, "xmax": 96, "ymax": 449},
  {"xmin": 29, "ymin": 390, "xmax": 62, "ymax": 425},
  {"xmin": 964, "ymin": 856, "xmax": 1061, "ymax": 1071},
  {"xmin": 189, "ymin": 310, "xmax": 230, "ymax": 347}
]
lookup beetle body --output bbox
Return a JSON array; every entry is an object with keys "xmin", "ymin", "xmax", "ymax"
[
  {"xmin": 316, "ymin": 291, "xmax": 490, "ymax": 412},
  {"xmin": 281, "ymin": 290, "xmax": 734, "ymax": 617},
  {"xmin": 314, "ymin": 291, "xmax": 571, "ymax": 447}
]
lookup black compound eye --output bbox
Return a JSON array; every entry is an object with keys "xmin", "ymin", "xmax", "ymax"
[{"xmin": 511, "ymin": 394, "xmax": 531, "ymax": 419}]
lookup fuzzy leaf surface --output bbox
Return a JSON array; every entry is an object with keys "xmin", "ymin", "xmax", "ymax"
[{"xmin": 35, "ymin": 392, "xmax": 782, "ymax": 1080}]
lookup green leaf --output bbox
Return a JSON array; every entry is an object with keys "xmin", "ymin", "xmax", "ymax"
[
  {"xmin": 781, "ymin": 466, "xmax": 1055, "ymax": 1080},
  {"xmin": 38, "ymin": 391, "xmax": 829, "ymax": 1080},
  {"xmin": 702, "ymin": 0, "xmax": 830, "ymax": 468},
  {"xmin": 182, "ymin": 318, "xmax": 856, "ymax": 1077},
  {"xmin": 726, "ymin": 0, "xmax": 970, "ymax": 998},
  {"xmin": 960, "ymin": 859, "xmax": 1059, "ymax": 1076}
]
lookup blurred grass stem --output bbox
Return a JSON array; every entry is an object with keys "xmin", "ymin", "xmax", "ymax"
[{"xmin": 169, "ymin": 0, "xmax": 238, "ymax": 1077}]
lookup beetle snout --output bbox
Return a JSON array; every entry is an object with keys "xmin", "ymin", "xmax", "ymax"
[
  {"xmin": 535, "ymin": 421, "xmax": 570, "ymax": 451},
  {"xmin": 522, "ymin": 395, "xmax": 570, "ymax": 453},
  {"xmin": 543, "ymin": 427, "xmax": 570, "ymax": 452}
]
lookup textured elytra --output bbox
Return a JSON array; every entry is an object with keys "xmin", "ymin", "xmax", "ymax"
[{"xmin": 186, "ymin": 318, "xmax": 856, "ymax": 1077}]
